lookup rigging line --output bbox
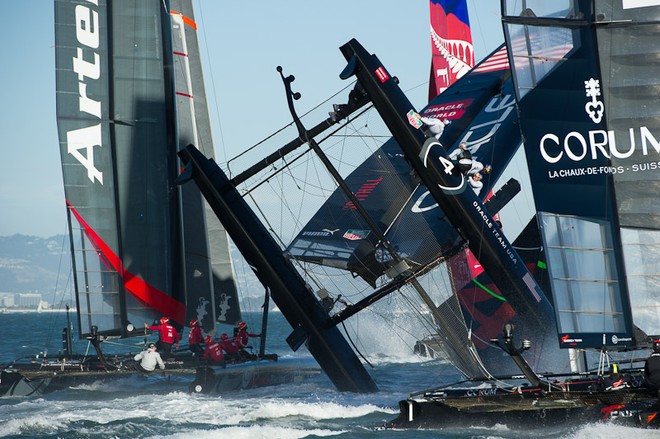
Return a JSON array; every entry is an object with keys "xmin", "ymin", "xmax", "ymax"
[
  {"xmin": 339, "ymin": 320, "xmax": 374, "ymax": 369},
  {"xmin": 238, "ymin": 106, "xmax": 374, "ymax": 196},
  {"xmin": 242, "ymin": 146, "xmax": 312, "ymax": 196},
  {"xmin": 393, "ymin": 288, "xmax": 438, "ymax": 337},
  {"xmin": 246, "ymin": 183, "xmax": 319, "ymax": 289},
  {"xmin": 226, "ymin": 82, "xmax": 355, "ymax": 173}
]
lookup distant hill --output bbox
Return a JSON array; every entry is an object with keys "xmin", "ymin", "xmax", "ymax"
[
  {"xmin": 0, "ymin": 234, "xmax": 72, "ymax": 302},
  {"xmin": 0, "ymin": 234, "xmax": 264, "ymax": 310}
]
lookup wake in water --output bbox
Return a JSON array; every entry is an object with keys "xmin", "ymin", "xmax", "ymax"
[
  {"xmin": 2, "ymin": 313, "xmax": 659, "ymax": 438},
  {"xmin": 3, "ymin": 385, "xmax": 659, "ymax": 439}
]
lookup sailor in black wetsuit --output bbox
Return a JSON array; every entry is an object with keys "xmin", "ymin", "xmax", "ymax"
[
  {"xmin": 642, "ymin": 340, "xmax": 660, "ymax": 427},
  {"xmin": 449, "ymin": 142, "xmax": 474, "ymax": 175},
  {"xmin": 645, "ymin": 339, "xmax": 660, "ymax": 390}
]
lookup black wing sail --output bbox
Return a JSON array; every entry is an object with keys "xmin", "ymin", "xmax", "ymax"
[
  {"xmin": 55, "ymin": 0, "xmax": 240, "ymax": 338},
  {"xmin": 501, "ymin": 2, "xmax": 659, "ymax": 350}
]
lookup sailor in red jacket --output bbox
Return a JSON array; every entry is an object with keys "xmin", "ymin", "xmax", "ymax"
[
  {"xmin": 203, "ymin": 335, "xmax": 224, "ymax": 363},
  {"xmin": 234, "ymin": 321, "xmax": 260, "ymax": 359},
  {"xmin": 219, "ymin": 333, "xmax": 239, "ymax": 361},
  {"xmin": 188, "ymin": 319, "xmax": 204, "ymax": 355},
  {"xmin": 144, "ymin": 317, "xmax": 181, "ymax": 359},
  {"xmin": 235, "ymin": 321, "xmax": 260, "ymax": 348}
]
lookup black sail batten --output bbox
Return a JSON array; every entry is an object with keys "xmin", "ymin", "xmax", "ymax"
[{"xmin": 177, "ymin": 145, "xmax": 378, "ymax": 393}]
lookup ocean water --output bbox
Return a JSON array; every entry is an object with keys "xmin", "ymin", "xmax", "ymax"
[{"xmin": 1, "ymin": 311, "xmax": 658, "ymax": 439}]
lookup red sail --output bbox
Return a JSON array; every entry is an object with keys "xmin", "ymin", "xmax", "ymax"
[{"xmin": 428, "ymin": 0, "xmax": 474, "ymax": 101}]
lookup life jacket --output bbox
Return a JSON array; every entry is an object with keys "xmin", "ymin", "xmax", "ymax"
[
  {"xmin": 221, "ymin": 338, "xmax": 239, "ymax": 354},
  {"xmin": 645, "ymin": 352, "xmax": 660, "ymax": 387},
  {"xmin": 188, "ymin": 325, "xmax": 203, "ymax": 345},
  {"xmin": 204, "ymin": 341, "xmax": 224, "ymax": 362},
  {"xmin": 148, "ymin": 323, "xmax": 181, "ymax": 344}
]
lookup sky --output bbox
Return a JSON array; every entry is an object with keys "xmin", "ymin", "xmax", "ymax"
[{"xmin": 0, "ymin": 0, "xmax": 503, "ymax": 238}]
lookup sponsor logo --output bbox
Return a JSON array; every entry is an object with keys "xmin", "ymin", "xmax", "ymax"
[
  {"xmin": 466, "ymin": 388, "xmax": 498, "ymax": 397},
  {"xmin": 66, "ymin": 2, "xmax": 104, "ymax": 184},
  {"xmin": 561, "ymin": 334, "xmax": 583, "ymax": 344},
  {"xmin": 584, "ymin": 78, "xmax": 604, "ymax": 123},
  {"xmin": 407, "ymin": 110, "xmax": 423, "ymax": 129},
  {"xmin": 301, "ymin": 228, "xmax": 339, "ymax": 237},
  {"xmin": 421, "ymin": 98, "xmax": 474, "ymax": 121},
  {"xmin": 538, "ymin": 76, "xmax": 660, "ymax": 174},
  {"xmin": 540, "ymin": 128, "xmax": 660, "ymax": 163},
  {"xmin": 611, "ymin": 335, "xmax": 633, "ymax": 344},
  {"xmin": 375, "ymin": 66, "xmax": 389, "ymax": 83},
  {"xmin": 342, "ymin": 177, "xmax": 383, "ymax": 210},
  {"xmin": 343, "ymin": 229, "xmax": 370, "ymax": 241}
]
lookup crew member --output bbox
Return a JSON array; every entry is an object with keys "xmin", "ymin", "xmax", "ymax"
[
  {"xmin": 448, "ymin": 143, "xmax": 492, "ymax": 177},
  {"xmin": 643, "ymin": 340, "xmax": 660, "ymax": 428},
  {"xmin": 645, "ymin": 339, "xmax": 660, "ymax": 390},
  {"xmin": 219, "ymin": 333, "xmax": 239, "ymax": 361},
  {"xmin": 133, "ymin": 342, "xmax": 165, "ymax": 372},
  {"xmin": 235, "ymin": 321, "xmax": 260, "ymax": 359},
  {"xmin": 203, "ymin": 335, "xmax": 224, "ymax": 363},
  {"xmin": 468, "ymin": 172, "xmax": 484, "ymax": 196},
  {"xmin": 145, "ymin": 316, "xmax": 181, "ymax": 359},
  {"xmin": 188, "ymin": 319, "xmax": 204, "ymax": 355},
  {"xmin": 419, "ymin": 114, "xmax": 449, "ymax": 140},
  {"xmin": 449, "ymin": 142, "xmax": 474, "ymax": 174}
]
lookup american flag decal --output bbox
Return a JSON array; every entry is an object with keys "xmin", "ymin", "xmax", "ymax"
[
  {"xmin": 473, "ymin": 46, "xmax": 510, "ymax": 73},
  {"xmin": 343, "ymin": 229, "xmax": 370, "ymax": 241}
]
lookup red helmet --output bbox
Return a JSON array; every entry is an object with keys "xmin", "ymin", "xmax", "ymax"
[
  {"xmin": 189, "ymin": 319, "xmax": 198, "ymax": 327},
  {"xmin": 160, "ymin": 317, "xmax": 169, "ymax": 325},
  {"xmin": 221, "ymin": 333, "xmax": 228, "ymax": 340},
  {"xmin": 205, "ymin": 335, "xmax": 212, "ymax": 344},
  {"xmin": 237, "ymin": 321, "xmax": 247, "ymax": 330}
]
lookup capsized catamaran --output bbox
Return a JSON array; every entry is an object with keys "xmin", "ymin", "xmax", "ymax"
[
  {"xmin": 0, "ymin": 0, "xmax": 319, "ymax": 397},
  {"xmin": 287, "ymin": 38, "xmax": 562, "ymax": 380}
]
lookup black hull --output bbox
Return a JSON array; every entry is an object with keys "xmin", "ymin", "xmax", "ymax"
[
  {"xmin": 1, "ymin": 353, "xmax": 198, "ymax": 397},
  {"xmin": 387, "ymin": 383, "xmax": 660, "ymax": 430},
  {"xmin": 1, "ymin": 353, "xmax": 320, "ymax": 397},
  {"xmin": 189, "ymin": 356, "xmax": 322, "ymax": 394}
]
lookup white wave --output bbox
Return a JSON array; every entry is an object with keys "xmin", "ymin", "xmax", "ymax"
[
  {"xmin": 152, "ymin": 394, "xmax": 396, "ymax": 425},
  {"xmin": 564, "ymin": 422, "xmax": 660, "ymax": 439},
  {"xmin": 147, "ymin": 425, "xmax": 344, "ymax": 439},
  {"xmin": 2, "ymin": 391, "xmax": 394, "ymax": 427},
  {"xmin": 0, "ymin": 415, "xmax": 68, "ymax": 437}
]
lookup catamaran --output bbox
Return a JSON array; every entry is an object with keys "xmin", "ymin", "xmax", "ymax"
[{"xmin": 0, "ymin": 0, "xmax": 321, "ymax": 397}]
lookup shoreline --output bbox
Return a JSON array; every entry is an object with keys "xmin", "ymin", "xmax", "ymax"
[{"xmin": 0, "ymin": 308, "xmax": 75, "ymax": 313}]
